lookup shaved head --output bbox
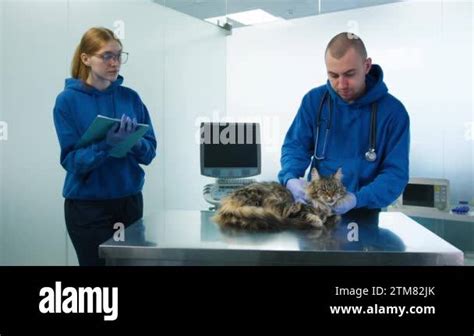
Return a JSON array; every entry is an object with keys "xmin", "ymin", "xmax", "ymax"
[{"xmin": 325, "ymin": 32, "xmax": 367, "ymax": 61}]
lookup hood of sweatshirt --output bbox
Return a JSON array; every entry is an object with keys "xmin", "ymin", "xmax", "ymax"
[
  {"xmin": 64, "ymin": 75, "xmax": 124, "ymax": 96},
  {"xmin": 63, "ymin": 75, "xmax": 125, "ymax": 120}
]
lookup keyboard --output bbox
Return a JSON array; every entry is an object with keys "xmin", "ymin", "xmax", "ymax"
[{"xmin": 203, "ymin": 179, "xmax": 257, "ymax": 205}]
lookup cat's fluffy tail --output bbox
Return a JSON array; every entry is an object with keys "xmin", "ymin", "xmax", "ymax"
[{"xmin": 213, "ymin": 200, "xmax": 323, "ymax": 231}]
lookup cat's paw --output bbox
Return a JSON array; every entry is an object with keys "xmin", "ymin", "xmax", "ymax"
[
  {"xmin": 305, "ymin": 213, "xmax": 323, "ymax": 228},
  {"xmin": 286, "ymin": 202, "xmax": 303, "ymax": 217}
]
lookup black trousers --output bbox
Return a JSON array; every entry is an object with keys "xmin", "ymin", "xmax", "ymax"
[{"xmin": 65, "ymin": 192, "xmax": 143, "ymax": 266}]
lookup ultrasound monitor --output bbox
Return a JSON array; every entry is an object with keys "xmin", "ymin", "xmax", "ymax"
[{"xmin": 200, "ymin": 122, "xmax": 261, "ymax": 178}]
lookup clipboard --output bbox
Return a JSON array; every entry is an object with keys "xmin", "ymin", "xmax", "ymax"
[{"xmin": 75, "ymin": 115, "xmax": 150, "ymax": 158}]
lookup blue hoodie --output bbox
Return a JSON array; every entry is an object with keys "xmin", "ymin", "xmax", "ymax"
[
  {"xmin": 53, "ymin": 76, "xmax": 157, "ymax": 200},
  {"xmin": 278, "ymin": 64, "xmax": 410, "ymax": 209}
]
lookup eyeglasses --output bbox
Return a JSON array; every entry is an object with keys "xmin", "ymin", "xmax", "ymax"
[{"xmin": 93, "ymin": 51, "xmax": 129, "ymax": 64}]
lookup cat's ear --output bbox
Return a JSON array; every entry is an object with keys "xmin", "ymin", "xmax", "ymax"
[
  {"xmin": 311, "ymin": 167, "xmax": 320, "ymax": 181},
  {"xmin": 334, "ymin": 168, "xmax": 343, "ymax": 181}
]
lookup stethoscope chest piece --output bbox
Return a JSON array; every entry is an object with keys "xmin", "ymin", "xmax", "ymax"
[{"xmin": 365, "ymin": 149, "xmax": 377, "ymax": 162}]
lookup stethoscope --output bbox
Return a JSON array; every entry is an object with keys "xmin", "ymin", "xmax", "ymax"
[{"xmin": 314, "ymin": 91, "xmax": 378, "ymax": 162}]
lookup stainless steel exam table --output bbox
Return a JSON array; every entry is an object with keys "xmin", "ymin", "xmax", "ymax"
[{"xmin": 99, "ymin": 209, "xmax": 463, "ymax": 266}]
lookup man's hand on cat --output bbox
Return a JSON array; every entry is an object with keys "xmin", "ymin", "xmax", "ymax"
[
  {"xmin": 332, "ymin": 192, "xmax": 357, "ymax": 215},
  {"xmin": 286, "ymin": 178, "xmax": 308, "ymax": 204}
]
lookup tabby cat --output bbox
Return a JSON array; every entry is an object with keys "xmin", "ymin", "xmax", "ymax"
[{"xmin": 213, "ymin": 167, "xmax": 346, "ymax": 231}]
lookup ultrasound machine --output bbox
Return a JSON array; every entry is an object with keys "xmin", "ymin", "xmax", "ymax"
[{"xmin": 200, "ymin": 122, "xmax": 261, "ymax": 208}]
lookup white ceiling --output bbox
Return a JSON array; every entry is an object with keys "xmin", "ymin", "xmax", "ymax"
[{"xmin": 154, "ymin": 0, "xmax": 402, "ymax": 28}]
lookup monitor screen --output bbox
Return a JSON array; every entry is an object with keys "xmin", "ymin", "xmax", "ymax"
[
  {"xmin": 403, "ymin": 184, "xmax": 434, "ymax": 207},
  {"xmin": 200, "ymin": 122, "xmax": 261, "ymax": 178}
]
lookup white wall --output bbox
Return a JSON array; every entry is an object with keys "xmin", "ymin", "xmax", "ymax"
[
  {"xmin": 226, "ymin": 0, "xmax": 473, "ymax": 204},
  {"xmin": 162, "ymin": 12, "xmax": 227, "ymax": 210},
  {"xmin": 472, "ymin": 0, "xmax": 474, "ymax": 202},
  {"xmin": 435, "ymin": 0, "xmax": 473, "ymax": 203},
  {"xmin": 0, "ymin": 0, "xmax": 4, "ymax": 265},
  {"xmin": 1, "ymin": 0, "xmax": 70, "ymax": 265}
]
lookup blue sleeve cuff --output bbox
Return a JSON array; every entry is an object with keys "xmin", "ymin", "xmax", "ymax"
[
  {"xmin": 280, "ymin": 173, "xmax": 299, "ymax": 186},
  {"xmin": 132, "ymin": 139, "xmax": 146, "ymax": 156},
  {"xmin": 354, "ymin": 190, "xmax": 368, "ymax": 208},
  {"xmin": 93, "ymin": 139, "xmax": 113, "ymax": 154}
]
